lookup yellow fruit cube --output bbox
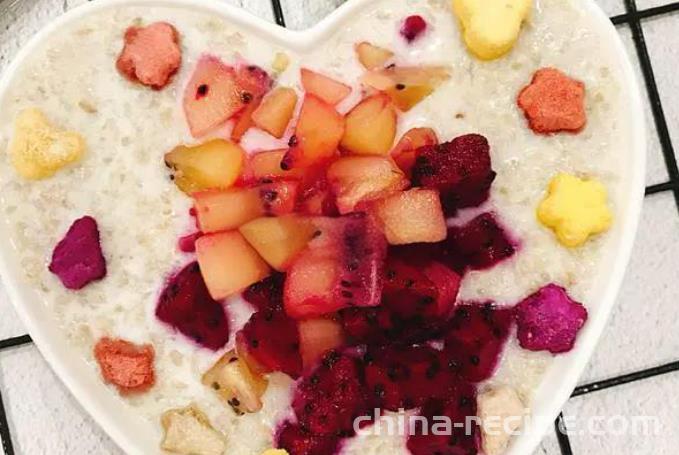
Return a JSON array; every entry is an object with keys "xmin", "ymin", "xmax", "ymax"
[
  {"xmin": 537, "ymin": 173, "xmax": 613, "ymax": 248},
  {"xmin": 9, "ymin": 108, "xmax": 85, "ymax": 180},
  {"xmin": 452, "ymin": 0, "xmax": 532, "ymax": 61}
]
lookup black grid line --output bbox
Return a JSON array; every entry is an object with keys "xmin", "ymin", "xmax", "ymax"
[{"xmin": 2, "ymin": 1, "xmax": 679, "ymax": 455}]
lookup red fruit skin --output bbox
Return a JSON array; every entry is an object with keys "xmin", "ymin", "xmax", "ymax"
[
  {"xmin": 292, "ymin": 352, "xmax": 369, "ymax": 437},
  {"xmin": 116, "ymin": 22, "xmax": 181, "ymax": 90},
  {"xmin": 515, "ymin": 284, "xmax": 588, "ymax": 354},
  {"xmin": 364, "ymin": 345, "xmax": 458, "ymax": 411},
  {"xmin": 411, "ymin": 134, "xmax": 496, "ymax": 214},
  {"xmin": 49, "ymin": 216, "xmax": 107, "ymax": 290},
  {"xmin": 155, "ymin": 262, "xmax": 230, "ymax": 351},
  {"xmin": 276, "ymin": 421, "xmax": 341, "ymax": 455},
  {"xmin": 517, "ymin": 67, "xmax": 587, "ymax": 135},
  {"xmin": 94, "ymin": 337, "xmax": 155, "ymax": 394},
  {"xmin": 236, "ymin": 307, "xmax": 303, "ymax": 378},
  {"xmin": 242, "ymin": 273, "xmax": 286, "ymax": 312},
  {"xmin": 443, "ymin": 303, "xmax": 514, "ymax": 382},
  {"xmin": 401, "ymin": 15, "xmax": 428, "ymax": 43},
  {"xmin": 177, "ymin": 231, "xmax": 203, "ymax": 253},
  {"xmin": 447, "ymin": 212, "xmax": 517, "ymax": 271},
  {"xmin": 407, "ymin": 387, "xmax": 480, "ymax": 455}
]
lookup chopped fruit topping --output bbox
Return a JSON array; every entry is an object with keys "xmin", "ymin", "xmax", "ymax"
[
  {"xmin": 281, "ymin": 95, "xmax": 345, "ymax": 169},
  {"xmin": 452, "ymin": 0, "xmax": 532, "ymax": 60},
  {"xmin": 178, "ymin": 231, "xmax": 202, "ymax": 253},
  {"xmin": 361, "ymin": 66, "xmax": 450, "ymax": 111},
  {"xmin": 355, "ymin": 41, "xmax": 394, "ymax": 70},
  {"xmin": 243, "ymin": 273, "xmax": 285, "ymax": 312},
  {"xmin": 298, "ymin": 318, "xmax": 345, "ymax": 370},
  {"xmin": 422, "ymin": 261, "xmax": 462, "ymax": 316},
  {"xmin": 284, "ymin": 214, "xmax": 387, "ymax": 319},
  {"xmin": 327, "ymin": 155, "xmax": 408, "ymax": 214},
  {"xmin": 93, "ymin": 337, "xmax": 155, "ymax": 394},
  {"xmin": 341, "ymin": 94, "xmax": 397, "ymax": 155},
  {"xmin": 443, "ymin": 303, "xmax": 514, "ymax": 382},
  {"xmin": 183, "ymin": 56, "xmax": 272, "ymax": 137},
  {"xmin": 160, "ymin": 405, "xmax": 226, "ymax": 455},
  {"xmin": 478, "ymin": 385, "xmax": 525, "ymax": 455},
  {"xmin": 196, "ymin": 231, "xmax": 271, "ymax": 300},
  {"xmin": 49, "ymin": 216, "xmax": 106, "ymax": 290},
  {"xmin": 236, "ymin": 306, "xmax": 303, "ymax": 378},
  {"xmin": 231, "ymin": 96, "xmax": 262, "ymax": 142},
  {"xmin": 537, "ymin": 173, "xmax": 612, "ymax": 248},
  {"xmin": 391, "ymin": 127, "xmax": 439, "ymax": 177},
  {"xmin": 202, "ymin": 350, "xmax": 269, "ymax": 414},
  {"xmin": 156, "ymin": 262, "xmax": 230, "ymax": 350},
  {"xmin": 239, "ymin": 215, "xmax": 317, "ymax": 271},
  {"xmin": 400, "ymin": 15, "xmax": 428, "ymax": 43},
  {"xmin": 364, "ymin": 345, "xmax": 458, "ymax": 411},
  {"xmin": 368, "ymin": 188, "xmax": 447, "ymax": 245},
  {"xmin": 194, "ymin": 180, "xmax": 300, "ymax": 233},
  {"xmin": 300, "ymin": 68, "xmax": 352, "ymax": 105},
  {"xmin": 411, "ymin": 133, "xmax": 496, "ymax": 214},
  {"xmin": 407, "ymin": 385, "xmax": 479, "ymax": 455},
  {"xmin": 277, "ymin": 421, "xmax": 341, "ymax": 455},
  {"xmin": 243, "ymin": 149, "xmax": 304, "ymax": 182},
  {"xmin": 272, "ymin": 52, "xmax": 291, "ymax": 74},
  {"xmin": 448, "ymin": 212, "xmax": 517, "ymax": 271},
  {"xmin": 292, "ymin": 352, "xmax": 368, "ymax": 436},
  {"xmin": 10, "ymin": 108, "xmax": 85, "ymax": 180},
  {"xmin": 518, "ymin": 68, "xmax": 587, "ymax": 134},
  {"xmin": 165, "ymin": 139, "xmax": 244, "ymax": 194},
  {"xmin": 116, "ymin": 22, "xmax": 181, "ymax": 89},
  {"xmin": 515, "ymin": 284, "xmax": 588, "ymax": 354},
  {"xmin": 252, "ymin": 87, "xmax": 298, "ymax": 138}
]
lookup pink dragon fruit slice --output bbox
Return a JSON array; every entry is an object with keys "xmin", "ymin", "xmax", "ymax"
[
  {"xmin": 48, "ymin": 216, "xmax": 107, "ymax": 290},
  {"xmin": 515, "ymin": 284, "xmax": 588, "ymax": 354}
]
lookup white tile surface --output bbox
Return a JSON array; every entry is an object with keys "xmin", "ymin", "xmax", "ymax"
[
  {"xmin": 1, "ymin": 0, "xmax": 679, "ymax": 455},
  {"xmin": 636, "ymin": 0, "xmax": 679, "ymax": 10}
]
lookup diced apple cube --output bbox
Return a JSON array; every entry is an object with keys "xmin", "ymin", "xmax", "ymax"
[
  {"xmin": 341, "ymin": 94, "xmax": 397, "ymax": 156},
  {"xmin": 244, "ymin": 149, "xmax": 304, "ymax": 182},
  {"xmin": 300, "ymin": 68, "xmax": 352, "ymax": 105},
  {"xmin": 165, "ymin": 139, "xmax": 244, "ymax": 194},
  {"xmin": 370, "ymin": 188, "xmax": 447, "ymax": 245},
  {"xmin": 355, "ymin": 42, "xmax": 395, "ymax": 70},
  {"xmin": 194, "ymin": 180, "xmax": 300, "ymax": 233},
  {"xmin": 361, "ymin": 66, "xmax": 451, "ymax": 112},
  {"xmin": 327, "ymin": 156, "xmax": 408, "ymax": 214},
  {"xmin": 160, "ymin": 405, "xmax": 226, "ymax": 455},
  {"xmin": 239, "ymin": 215, "xmax": 317, "ymax": 271},
  {"xmin": 281, "ymin": 95, "xmax": 345, "ymax": 169},
  {"xmin": 298, "ymin": 318, "xmax": 345, "ymax": 369},
  {"xmin": 196, "ymin": 231, "xmax": 271, "ymax": 300},
  {"xmin": 391, "ymin": 127, "xmax": 439, "ymax": 176},
  {"xmin": 202, "ymin": 350, "xmax": 269, "ymax": 414},
  {"xmin": 252, "ymin": 87, "xmax": 298, "ymax": 139}
]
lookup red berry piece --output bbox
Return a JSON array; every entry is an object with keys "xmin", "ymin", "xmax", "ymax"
[{"xmin": 401, "ymin": 15, "xmax": 428, "ymax": 43}]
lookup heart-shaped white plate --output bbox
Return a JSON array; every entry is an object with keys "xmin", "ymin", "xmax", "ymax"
[{"xmin": 0, "ymin": 0, "xmax": 645, "ymax": 453}]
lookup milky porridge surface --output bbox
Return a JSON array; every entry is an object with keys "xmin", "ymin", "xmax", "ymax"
[{"xmin": 0, "ymin": 0, "xmax": 631, "ymax": 453}]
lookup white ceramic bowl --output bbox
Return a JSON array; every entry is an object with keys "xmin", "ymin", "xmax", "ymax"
[{"xmin": 0, "ymin": 0, "xmax": 646, "ymax": 454}]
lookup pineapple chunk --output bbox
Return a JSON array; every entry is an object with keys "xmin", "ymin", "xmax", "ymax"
[
  {"xmin": 252, "ymin": 87, "xmax": 298, "ymax": 138},
  {"xmin": 239, "ymin": 215, "xmax": 317, "ymax": 271},
  {"xmin": 160, "ymin": 405, "xmax": 226, "ymax": 455},
  {"xmin": 244, "ymin": 149, "xmax": 304, "ymax": 182},
  {"xmin": 341, "ymin": 94, "xmax": 397, "ymax": 156},
  {"xmin": 202, "ymin": 350, "xmax": 269, "ymax": 414},
  {"xmin": 355, "ymin": 42, "xmax": 394, "ymax": 70},
  {"xmin": 361, "ymin": 66, "xmax": 451, "ymax": 112},
  {"xmin": 10, "ymin": 108, "xmax": 85, "ymax": 180},
  {"xmin": 165, "ymin": 139, "xmax": 244, "ymax": 194}
]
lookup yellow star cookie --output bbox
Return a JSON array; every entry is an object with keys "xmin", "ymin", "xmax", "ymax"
[
  {"xmin": 537, "ymin": 173, "xmax": 613, "ymax": 248},
  {"xmin": 452, "ymin": 0, "xmax": 532, "ymax": 61},
  {"xmin": 9, "ymin": 108, "xmax": 85, "ymax": 180}
]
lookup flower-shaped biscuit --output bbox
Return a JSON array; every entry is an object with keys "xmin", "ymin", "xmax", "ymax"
[
  {"xmin": 537, "ymin": 173, "xmax": 612, "ymax": 248},
  {"xmin": 518, "ymin": 68, "xmax": 586, "ymax": 134},
  {"xmin": 9, "ymin": 108, "xmax": 85, "ymax": 180},
  {"xmin": 452, "ymin": 0, "xmax": 532, "ymax": 61}
]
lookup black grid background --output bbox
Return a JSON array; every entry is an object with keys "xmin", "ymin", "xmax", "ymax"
[{"xmin": 1, "ymin": 0, "xmax": 679, "ymax": 453}]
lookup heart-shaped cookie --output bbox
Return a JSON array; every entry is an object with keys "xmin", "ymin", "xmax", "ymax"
[{"xmin": 0, "ymin": 1, "xmax": 644, "ymax": 455}]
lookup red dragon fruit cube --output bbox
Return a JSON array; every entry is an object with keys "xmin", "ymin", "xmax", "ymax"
[
  {"xmin": 447, "ymin": 212, "xmax": 517, "ymax": 271},
  {"xmin": 515, "ymin": 284, "xmax": 588, "ymax": 354}
]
